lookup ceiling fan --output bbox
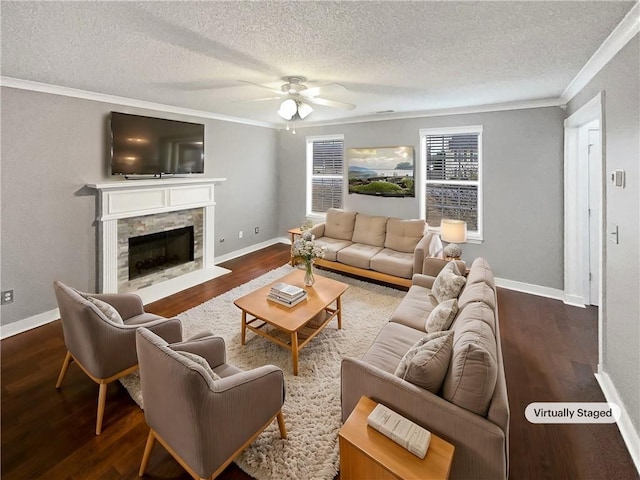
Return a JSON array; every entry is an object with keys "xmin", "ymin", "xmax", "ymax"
[{"xmin": 239, "ymin": 76, "xmax": 356, "ymax": 121}]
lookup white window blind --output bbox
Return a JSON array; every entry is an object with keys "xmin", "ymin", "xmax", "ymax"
[
  {"xmin": 306, "ymin": 135, "xmax": 344, "ymax": 215},
  {"xmin": 420, "ymin": 126, "xmax": 482, "ymax": 238}
]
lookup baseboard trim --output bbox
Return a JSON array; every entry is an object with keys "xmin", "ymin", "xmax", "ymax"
[
  {"xmin": 494, "ymin": 277, "xmax": 565, "ymax": 301},
  {"xmin": 214, "ymin": 237, "xmax": 289, "ymax": 264},
  {"xmin": 563, "ymin": 294, "xmax": 587, "ymax": 308},
  {"xmin": 595, "ymin": 370, "xmax": 640, "ymax": 474},
  {"xmin": 1, "ymin": 308, "xmax": 60, "ymax": 340}
]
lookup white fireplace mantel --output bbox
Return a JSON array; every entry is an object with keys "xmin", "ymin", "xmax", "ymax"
[{"xmin": 88, "ymin": 177, "xmax": 229, "ymax": 303}]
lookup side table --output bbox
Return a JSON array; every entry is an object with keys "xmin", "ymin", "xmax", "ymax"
[
  {"xmin": 339, "ymin": 396, "xmax": 455, "ymax": 480},
  {"xmin": 287, "ymin": 227, "xmax": 302, "ymax": 266}
]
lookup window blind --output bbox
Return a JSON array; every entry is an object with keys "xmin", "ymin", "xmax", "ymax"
[
  {"xmin": 310, "ymin": 139, "xmax": 344, "ymax": 214},
  {"xmin": 423, "ymin": 131, "xmax": 481, "ymax": 232}
]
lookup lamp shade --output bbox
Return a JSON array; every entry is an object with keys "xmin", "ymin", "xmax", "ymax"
[{"xmin": 440, "ymin": 219, "xmax": 467, "ymax": 243}]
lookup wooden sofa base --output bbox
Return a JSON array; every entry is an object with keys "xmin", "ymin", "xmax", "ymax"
[{"xmin": 314, "ymin": 259, "xmax": 412, "ymax": 289}]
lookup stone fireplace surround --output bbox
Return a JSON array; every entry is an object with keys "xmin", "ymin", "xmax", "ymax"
[{"xmin": 88, "ymin": 178, "xmax": 228, "ymax": 304}]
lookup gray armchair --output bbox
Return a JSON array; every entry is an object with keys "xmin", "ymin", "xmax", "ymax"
[
  {"xmin": 136, "ymin": 327, "xmax": 287, "ymax": 480},
  {"xmin": 53, "ymin": 280, "xmax": 182, "ymax": 435}
]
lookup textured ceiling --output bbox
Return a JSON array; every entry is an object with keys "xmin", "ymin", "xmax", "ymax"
[{"xmin": 1, "ymin": 1, "xmax": 635, "ymax": 126}]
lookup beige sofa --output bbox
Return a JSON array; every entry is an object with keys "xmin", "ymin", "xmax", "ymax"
[
  {"xmin": 341, "ymin": 257, "xmax": 509, "ymax": 480},
  {"xmin": 309, "ymin": 208, "xmax": 434, "ymax": 287}
]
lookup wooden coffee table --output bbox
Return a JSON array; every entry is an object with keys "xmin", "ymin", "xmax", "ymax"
[{"xmin": 234, "ymin": 269, "xmax": 348, "ymax": 375}]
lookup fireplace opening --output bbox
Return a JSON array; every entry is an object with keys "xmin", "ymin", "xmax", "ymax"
[{"xmin": 128, "ymin": 226, "xmax": 195, "ymax": 281}]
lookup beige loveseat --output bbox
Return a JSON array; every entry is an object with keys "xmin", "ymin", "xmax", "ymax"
[
  {"xmin": 309, "ymin": 208, "xmax": 434, "ymax": 287},
  {"xmin": 341, "ymin": 257, "xmax": 509, "ymax": 479}
]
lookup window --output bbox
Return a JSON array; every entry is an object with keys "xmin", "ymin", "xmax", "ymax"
[
  {"xmin": 420, "ymin": 126, "xmax": 483, "ymax": 240},
  {"xmin": 306, "ymin": 134, "xmax": 344, "ymax": 217}
]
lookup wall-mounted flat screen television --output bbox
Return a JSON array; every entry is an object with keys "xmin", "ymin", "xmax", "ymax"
[{"xmin": 110, "ymin": 112, "xmax": 205, "ymax": 176}]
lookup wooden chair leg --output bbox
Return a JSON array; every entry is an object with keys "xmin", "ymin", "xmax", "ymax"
[
  {"xmin": 96, "ymin": 383, "xmax": 108, "ymax": 435},
  {"xmin": 277, "ymin": 411, "xmax": 287, "ymax": 439},
  {"xmin": 55, "ymin": 351, "xmax": 73, "ymax": 389},
  {"xmin": 139, "ymin": 429, "xmax": 156, "ymax": 477}
]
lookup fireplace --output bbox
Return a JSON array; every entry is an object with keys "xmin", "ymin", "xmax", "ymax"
[
  {"xmin": 117, "ymin": 208, "xmax": 204, "ymax": 293},
  {"xmin": 89, "ymin": 177, "xmax": 229, "ymax": 303},
  {"xmin": 128, "ymin": 226, "xmax": 195, "ymax": 281}
]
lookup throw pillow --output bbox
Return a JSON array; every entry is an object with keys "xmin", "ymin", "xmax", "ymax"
[
  {"xmin": 442, "ymin": 259, "xmax": 462, "ymax": 276},
  {"xmin": 394, "ymin": 330, "xmax": 449, "ymax": 379},
  {"xmin": 431, "ymin": 265, "xmax": 466, "ymax": 303},
  {"xmin": 442, "ymin": 342, "xmax": 497, "ymax": 416},
  {"xmin": 85, "ymin": 296, "xmax": 124, "ymax": 324},
  {"xmin": 425, "ymin": 298, "xmax": 458, "ymax": 333},
  {"xmin": 404, "ymin": 331, "xmax": 454, "ymax": 393},
  {"xmin": 177, "ymin": 350, "xmax": 221, "ymax": 381}
]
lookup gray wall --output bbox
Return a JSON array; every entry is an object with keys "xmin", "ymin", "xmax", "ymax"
[
  {"xmin": 567, "ymin": 35, "xmax": 639, "ymax": 432},
  {"xmin": 278, "ymin": 107, "xmax": 565, "ymax": 289},
  {"xmin": 0, "ymin": 87, "xmax": 278, "ymax": 326}
]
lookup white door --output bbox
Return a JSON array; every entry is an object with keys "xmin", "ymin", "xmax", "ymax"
[{"xmin": 587, "ymin": 127, "xmax": 600, "ymax": 306}]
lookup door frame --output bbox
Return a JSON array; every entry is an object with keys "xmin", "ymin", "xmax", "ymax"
[{"xmin": 563, "ymin": 92, "xmax": 605, "ymax": 369}]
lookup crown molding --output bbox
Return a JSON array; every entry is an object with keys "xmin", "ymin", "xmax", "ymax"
[
  {"xmin": 561, "ymin": 2, "xmax": 640, "ymax": 103},
  {"xmin": 0, "ymin": 76, "xmax": 277, "ymax": 129},
  {"xmin": 290, "ymin": 97, "xmax": 566, "ymax": 129}
]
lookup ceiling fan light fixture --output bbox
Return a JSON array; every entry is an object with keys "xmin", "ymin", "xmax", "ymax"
[
  {"xmin": 297, "ymin": 101, "xmax": 313, "ymax": 119},
  {"xmin": 278, "ymin": 98, "xmax": 297, "ymax": 120},
  {"xmin": 298, "ymin": 102, "xmax": 313, "ymax": 120}
]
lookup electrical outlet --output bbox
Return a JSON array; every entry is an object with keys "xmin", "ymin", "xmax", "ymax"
[
  {"xmin": 238, "ymin": 231, "xmax": 243, "ymax": 239},
  {"xmin": 2, "ymin": 290, "xmax": 14, "ymax": 305},
  {"xmin": 255, "ymin": 226, "xmax": 259, "ymax": 234}
]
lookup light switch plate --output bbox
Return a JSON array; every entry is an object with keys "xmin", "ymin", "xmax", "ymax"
[{"xmin": 611, "ymin": 169, "xmax": 625, "ymax": 188}]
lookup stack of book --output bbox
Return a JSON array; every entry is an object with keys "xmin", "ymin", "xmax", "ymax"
[{"xmin": 268, "ymin": 282, "xmax": 308, "ymax": 307}]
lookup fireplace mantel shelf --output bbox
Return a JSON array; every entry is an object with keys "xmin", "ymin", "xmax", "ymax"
[
  {"xmin": 88, "ymin": 177, "xmax": 227, "ymax": 191},
  {"xmin": 88, "ymin": 177, "xmax": 227, "ymax": 221}
]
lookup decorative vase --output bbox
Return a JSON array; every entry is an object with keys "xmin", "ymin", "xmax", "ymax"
[{"xmin": 304, "ymin": 261, "xmax": 315, "ymax": 287}]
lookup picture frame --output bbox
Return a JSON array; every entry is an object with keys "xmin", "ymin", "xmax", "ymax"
[{"xmin": 347, "ymin": 146, "xmax": 415, "ymax": 197}]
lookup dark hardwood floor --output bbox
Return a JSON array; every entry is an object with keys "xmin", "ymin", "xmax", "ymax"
[{"xmin": 1, "ymin": 243, "xmax": 637, "ymax": 479}]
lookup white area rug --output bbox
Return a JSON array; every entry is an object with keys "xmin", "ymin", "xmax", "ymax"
[{"xmin": 121, "ymin": 264, "xmax": 404, "ymax": 480}]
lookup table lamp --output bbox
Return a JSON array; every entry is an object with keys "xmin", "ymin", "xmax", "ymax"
[{"xmin": 440, "ymin": 219, "xmax": 467, "ymax": 260}]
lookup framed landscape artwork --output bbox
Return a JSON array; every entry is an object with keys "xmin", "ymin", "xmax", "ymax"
[{"xmin": 347, "ymin": 146, "xmax": 415, "ymax": 197}]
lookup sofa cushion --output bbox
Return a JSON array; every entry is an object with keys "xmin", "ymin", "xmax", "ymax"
[
  {"xmin": 361, "ymin": 322, "xmax": 426, "ymax": 374},
  {"xmin": 313, "ymin": 237, "xmax": 353, "ymax": 261},
  {"xmin": 451, "ymin": 300, "xmax": 496, "ymax": 336},
  {"xmin": 458, "ymin": 282, "xmax": 497, "ymax": 311},
  {"xmin": 324, "ymin": 208, "xmax": 357, "ymax": 241},
  {"xmin": 370, "ymin": 248, "xmax": 415, "ymax": 279},
  {"xmin": 337, "ymin": 243, "xmax": 383, "ymax": 269},
  {"xmin": 389, "ymin": 284, "xmax": 438, "ymax": 331},
  {"xmin": 403, "ymin": 331, "xmax": 454, "ymax": 393},
  {"xmin": 384, "ymin": 218, "xmax": 426, "ymax": 253},
  {"xmin": 393, "ymin": 332, "xmax": 449, "ymax": 378},
  {"xmin": 466, "ymin": 257, "xmax": 496, "ymax": 291},
  {"xmin": 431, "ymin": 264, "xmax": 467, "ymax": 303},
  {"xmin": 425, "ymin": 298, "xmax": 458, "ymax": 333},
  {"xmin": 443, "ymin": 317, "xmax": 497, "ymax": 416},
  {"xmin": 352, "ymin": 214, "xmax": 388, "ymax": 247}
]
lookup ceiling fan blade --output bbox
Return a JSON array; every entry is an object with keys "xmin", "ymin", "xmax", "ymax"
[
  {"xmin": 307, "ymin": 96, "xmax": 356, "ymax": 111},
  {"xmin": 237, "ymin": 80, "xmax": 283, "ymax": 95},
  {"xmin": 233, "ymin": 96, "xmax": 282, "ymax": 103},
  {"xmin": 301, "ymin": 83, "xmax": 347, "ymax": 98}
]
